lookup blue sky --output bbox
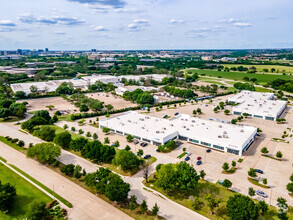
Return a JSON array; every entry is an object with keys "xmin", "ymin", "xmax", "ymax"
[{"xmin": 0, "ymin": 0, "xmax": 292, "ymax": 50}]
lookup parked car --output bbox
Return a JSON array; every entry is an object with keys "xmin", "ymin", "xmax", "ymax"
[
  {"xmin": 175, "ymin": 141, "xmax": 183, "ymax": 146},
  {"xmin": 186, "ymin": 152, "xmax": 191, "ymax": 156},
  {"xmin": 254, "ymin": 169, "xmax": 264, "ymax": 174},
  {"xmin": 142, "ymin": 143, "xmax": 148, "ymax": 147},
  {"xmin": 134, "ymin": 140, "xmax": 139, "ymax": 145},
  {"xmin": 185, "ymin": 156, "xmax": 190, "ymax": 161},
  {"xmin": 174, "ymin": 112, "xmax": 179, "ymax": 116},
  {"xmin": 197, "ymin": 156, "xmax": 202, "ymax": 160},
  {"xmin": 206, "ymin": 149, "xmax": 211, "ymax": 153},
  {"xmin": 140, "ymin": 142, "xmax": 144, "ymax": 146},
  {"xmin": 144, "ymin": 154, "xmax": 151, "ymax": 159},
  {"xmin": 256, "ymin": 190, "xmax": 268, "ymax": 198},
  {"xmin": 218, "ymin": 180, "xmax": 224, "ymax": 185},
  {"xmin": 163, "ymin": 115, "xmax": 168, "ymax": 118},
  {"xmin": 196, "ymin": 160, "xmax": 202, "ymax": 165}
]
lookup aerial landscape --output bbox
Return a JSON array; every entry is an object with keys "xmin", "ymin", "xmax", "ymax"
[{"xmin": 1, "ymin": 0, "xmax": 293, "ymax": 220}]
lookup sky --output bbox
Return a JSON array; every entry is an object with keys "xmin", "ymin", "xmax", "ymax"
[{"xmin": 0, "ymin": 0, "xmax": 293, "ymax": 50}]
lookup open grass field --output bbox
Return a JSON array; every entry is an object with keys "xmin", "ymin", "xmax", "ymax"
[
  {"xmin": 187, "ymin": 69, "xmax": 293, "ymax": 85},
  {"xmin": 222, "ymin": 64, "xmax": 293, "ymax": 74},
  {"xmin": 0, "ymin": 163, "xmax": 51, "ymax": 220}
]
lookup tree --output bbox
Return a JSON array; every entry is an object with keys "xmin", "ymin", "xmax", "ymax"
[
  {"xmin": 27, "ymin": 143, "xmax": 61, "ymax": 164},
  {"xmin": 204, "ymin": 193, "xmax": 220, "ymax": 214},
  {"xmin": 33, "ymin": 110, "xmax": 51, "ymax": 123},
  {"xmin": 196, "ymin": 108, "xmax": 202, "ymax": 114},
  {"xmin": 61, "ymin": 164, "xmax": 75, "ymax": 176},
  {"xmin": 105, "ymin": 112, "xmax": 110, "ymax": 118},
  {"xmin": 0, "ymin": 108, "xmax": 11, "ymax": 120},
  {"xmin": 226, "ymin": 194, "xmax": 259, "ymax": 220},
  {"xmin": 248, "ymin": 187, "xmax": 255, "ymax": 197},
  {"xmin": 199, "ymin": 170, "xmax": 206, "ymax": 180},
  {"xmin": 70, "ymin": 137, "xmax": 88, "ymax": 152},
  {"xmin": 21, "ymin": 116, "xmax": 47, "ymax": 132},
  {"xmin": 112, "ymin": 150, "xmax": 142, "ymax": 171},
  {"xmin": 18, "ymin": 140, "xmax": 25, "ymax": 147},
  {"xmin": 54, "ymin": 131, "xmax": 72, "ymax": 149},
  {"xmin": 63, "ymin": 124, "xmax": 68, "ymax": 129},
  {"xmin": 105, "ymin": 173, "xmax": 130, "ymax": 201},
  {"xmin": 257, "ymin": 200, "xmax": 268, "ymax": 215},
  {"xmin": 104, "ymin": 137, "xmax": 110, "ymax": 144},
  {"xmin": 73, "ymin": 164, "xmax": 82, "ymax": 178},
  {"xmin": 129, "ymin": 201, "xmax": 136, "ymax": 211},
  {"xmin": 261, "ymin": 147, "xmax": 269, "ymax": 154},
  {"xmin": 102, "ymin": 127, "xmax": 110, "ymax": 134},
  {"xmin": 286, "ymin": 182, "xmax": 293, "ymax": 193},
  {"xmin": 277, "ymin": 197, "xmax": 288, "ymax": 220},
  {"xmin": 276, "ymin": 151, "xmax": 283, "ymax": 158},
  {"xmin": 142, "ymin": 163, "xmax": 151, "ymax": 183},
  {"xmin": 222, "ymin": 179, "xmax": 232, "ymax": 189},
  {"xmin": 0, "ymin": 181, "xmax": 17, "ymax": 212},
  {"xmin": 192, "ymin": 110, "xmax": 197, "ymax": 115},
  {"xmin": 33, "ymin": 125, "xmax": 56, "ymax": 141},
  {"xmin": 222, "ymin": 162, "xmax": 229, "ymax": 171},
  {"xmin": 231, "ymin": 119, "xmax": 237, "ymax": 124},
  {"xmin": 56, "ymin": 82, "xmax": 74, "ymax": 95},
  {"xmin": 93, "ymin": 133, "xmax": 98, "ymax": 140},
  {"xmin": 263, "ymin": 178, "xmax": 267, "ymax": 185},
  {"xmin": 140, "ymin": 200, "xmax": 148, "ymax": 212},
  {"xmin": 137, "ymin": 149, "xmax": 143, "ymax": 157},
  {"xmin": 71, "ymin": 127, "xmax": 76, "ymax": 132},
  {"xmin": 231, "ymin": 161, "xmax": 236, "ymax": 168},
  {"xmin": 248, "ymin": 168, "xmax": 257, "ymax": 178},
  {"xmin": 113, "ymin": 140, "xmax": 120, "ymax": 148},
  {"xmin": 25, "ymin": 201, "xmax": 47, "ymax": 220},
  {"xmin": 15, "ymin": 91, "xmax": 26, "ymax": 99},
  {"xmin": 224, "ymin": 109, "xmax": 230, "ymax": 115},
  {"xmin": 152, "ymin": 203, "xmax": 159, "ymax": 216},
  {"xmin": 106, "ymin": 104, "xmax": 114, "ymax": 111},
  {"xmin": 86, "ymin": 131, "xmax": 92, "ymax": 137},
  {"xmin": 126, "ymin": 134, "xmax": 134, "ymax": 142}
]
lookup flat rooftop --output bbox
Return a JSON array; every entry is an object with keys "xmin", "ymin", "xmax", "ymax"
[
  {"xmin": 100, "ymin": 111, "xmax": 257, "ymax": 150},
  {"xmin": 228, "ymin": 90, "xmax": 287, "ymax": 117}
]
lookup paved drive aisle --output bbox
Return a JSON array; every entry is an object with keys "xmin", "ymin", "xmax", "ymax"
[{"xmin": 0, "ymin": 142, "xmax": 132, "ymax": 220}]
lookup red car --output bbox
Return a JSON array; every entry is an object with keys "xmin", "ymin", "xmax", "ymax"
[{"xmin": 197, "ymin": 156, "xmax": 202, "ymax": 160}]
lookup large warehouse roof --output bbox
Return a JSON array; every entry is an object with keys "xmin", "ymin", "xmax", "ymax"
[{"xmin": 100, "ymin": 111, "xmax": 257, "ymax": 150}]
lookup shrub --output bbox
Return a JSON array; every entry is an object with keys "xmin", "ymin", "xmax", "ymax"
[{"xmin": 60, "ymin": 164, "xmax": 75, "ymax": 176}]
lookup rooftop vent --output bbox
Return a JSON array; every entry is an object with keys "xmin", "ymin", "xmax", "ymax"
[
  {"xmin": 218, "ymin": 135, "xmax": 222, "ymax": 138},
  {"xmin": 223, "ymin": 131, "xmax": 227, "ymax": 134},
  {"xmin": 223, "ymin": 134, "xmax": 228, "ymax": 138},
  {"xmin": 219, "ymin": 125, "xmax": 222, "ymax": 128},
  {"xmin": 240, "ymin": 129, "xmax": 244, "ymax": 132}
]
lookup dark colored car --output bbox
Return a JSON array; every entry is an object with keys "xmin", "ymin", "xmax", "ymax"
[
  {"xmin": 163, "ymin": 115, "xmax": 168, "ymax": 118},
  {"xmin": 134, "ymin": 140, "xmax": 139, "ymax": 145},
  {"xmin": 174, "ymin": 112, "xmax": 179, "ymax": 116},
  {"xmin": 140, "ymin": 142, "xmax": 145, "ymax": 147},
  {"xmin": 206, "ymin": 149, "xmax": 211, "ymax": 153},
  {"xmin": 254, "ymin": 169, "xmax": 264, "ymax": 174},
  {"xmin": 185, "ymin": 156, "xmax": 190, "ymax": 161},
  {"xmin": 144, "ymin": 154, "xmax": 151, "ymax": 159},
  {"xmin": 196, "ymin": 160, "xmax": 202, "ymax": 165},
  {"xmin": 197, "ymin": 156, "xmax": 202, "ymax": 160}
]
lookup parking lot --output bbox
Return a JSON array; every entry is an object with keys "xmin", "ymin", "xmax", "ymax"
[{"xmin": 56, "ymin": 94, "xmax": 293, "ymax": 206}]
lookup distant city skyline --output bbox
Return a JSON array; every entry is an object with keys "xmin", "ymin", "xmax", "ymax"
[{"xmin": 0, "ymin": 0, "xmax": 293, "ymax": 50}]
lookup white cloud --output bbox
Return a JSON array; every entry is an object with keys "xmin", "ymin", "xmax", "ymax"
[
  {"xmin": 0, "ymin": 20, "xmax": 16, "ymax": 26},
  {"xmin": 169, "ymin": 19, "xmax": 184, "ymax": 24},
  {"xmin": 18, "ymin": 14, "xmax": 85, "ymax": 25},
  {"xmin": 93, "ymin": 25, "xmax": 108, "ymax": 31},
  {"xmin": 233, "ymin": 22, "xmax": 252, "ymax": 27},
  {"xmin": 134, "ymin": 19, "xmax": 149, "ymax": 24},
  {"xmin": 218, "ymin": 18, "xmax": 238, "ymax": 23}
]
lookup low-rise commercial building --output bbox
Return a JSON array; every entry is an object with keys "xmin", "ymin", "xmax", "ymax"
[
  {"xmin": 99, "ymin": 111, "xmax": 257, "ymax": 156},
  {"xmin": 228, "ymin": 90, "xmax": 287, "ymax": 121}
]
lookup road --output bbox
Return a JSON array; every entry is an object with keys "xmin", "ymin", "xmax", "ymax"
[
  {"xmin": 0, "ymin": 122, "xmax": 208, "ymax": 220},
  {"xmin": 0, "ymin": 124, "xmax": 132, "ymax": 220}
]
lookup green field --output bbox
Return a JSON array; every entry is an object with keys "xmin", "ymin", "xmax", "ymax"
[
  {"xmin": 0, "ymin": 163, "xmax": 51, "ymax": 220},
  {"xmin": 188, "ymin": 69, "xmax": 293, "ymax": 85},
  {"xmin": 222, "ymin": 64, "xmax": 293, "ymax": 74},
  {"xmin": 47, "ymin": 125, "xmax": 82, "ymax": 140}
]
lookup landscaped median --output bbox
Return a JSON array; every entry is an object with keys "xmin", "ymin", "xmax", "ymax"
[
  {"xmin": 261, "ymin": 154, "xmax": 283, "ymax": 161},
  {"xmin": 248, "ymin": 177, "xmax": 270, "ymax": 189}
]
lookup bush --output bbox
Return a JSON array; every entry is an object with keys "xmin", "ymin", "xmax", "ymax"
[
  {"xmin": 33, "ymin": 125, "xmax": 56, "ymax": 141},
  {"xmin": 18, "ymin": 140, "xmax": 25, "ymax": 147},
  {"xmin": 60, "ymin": 164, "xmax": 75, "ymax": 176},
  {"xmin": 27, "ymin": 143, "xmax": 61, "ymax": 164},
  {"xmin": 11, "ymin": 138, "xmax": 19, "ymax": 143},
  {"xmin": 0, "ymin": 181, "xmax": 17, "ymax": 212}
]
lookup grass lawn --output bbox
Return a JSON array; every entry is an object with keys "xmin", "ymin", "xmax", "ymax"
[
  {"xmin": 0, "ymin": 116, "xmax": 24, "ymax": 123},
  {"xmin": 221, "ymin": 167, "xmax": 237, "ymax": 174},
  {"xmin": 0, "ymin": 136, "xmax": 27, "ymax": 154},
  {"xmin": 261, "ymin": 154, "xmax": 283, "ymax": 161},
  {"xmin": 144, "ymin": 174, "xmax": 293, "ymax": 220},
  {"xmin": 222, "ymin": 64, "xmax": 293, "ymax": 74},
  {"xmin": 58, "ymin": 114, "xmax": 73, "ymax": 122},
  {"xmin": 255, "ymin": 87, "xmax": 275, "ymax": 93},
  {"xmin": 0, "ymin": 163, "xmax": 52, "ymax": 220},
  {"xmin": 177, "ymin": 152, "xmax": 187, "ymax": 159},
  {"xmin": 186, "ymin": 69, "xmax": 293, "ymax": 85},
  {"xmin": 47, "ymin": 125, "xmax": 82, "ymax": 140}
]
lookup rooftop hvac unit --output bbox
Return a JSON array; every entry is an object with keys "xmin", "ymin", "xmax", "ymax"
[
  {"xmin": 192, "ymin": 120, "xmax": 195, "ymax": 123},
  {"xmin": 156, "ymin": 131, "xmax": 160, "ymax": 133},
  {"xmin": 223, "ymin": 134, "xmax": 228, "ymax": 138},
  {"xmin": 162, "ymin": 131, "xmax": 165, "ymax": 133},
  {"xmin": 163, "ymin": 127, "xmax": 166, "ymax": 130},
  {"xmin": 186, "ymin": 128, "xmax": 189, "ymax": 130},
  {"xmin": 170, "ymin": 124, "xmax": 174, "ymax": 126},
  {"xmin": 223, "ymin": 131, "xmax": 227, "ymax": 134},
  {"xmin": 182, "ymin": 126, "xmax": 186, "ymax": 128},
  {"xmin": 202, "ymin": 123, "xmax": 205, "ymax": 125},
  {"xmin": 185, "ymin": 119, "xmax": 188, "ymax": 121},
  {"xmin": 219, "ymin": 125, "xmax": 222, "ymax": 128},
  {"xmin": 240, "ymin": 129, "xmax": 244, "ymax": 132},
  {"xmin": 218, "ymin": 135, "xmax": 222, "ymax": 138}
]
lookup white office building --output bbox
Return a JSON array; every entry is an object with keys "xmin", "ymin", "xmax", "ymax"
[
  {"xmin": 228, "ymin": 91, "xmax": 287, "ymax": 121},
  {"xmin": 81, "ymin": 74, "xmax": 119, "ymax": 85},
  {"xmin": 99, "ymin": 111, "xmax": 257, "ymax": 156}
]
